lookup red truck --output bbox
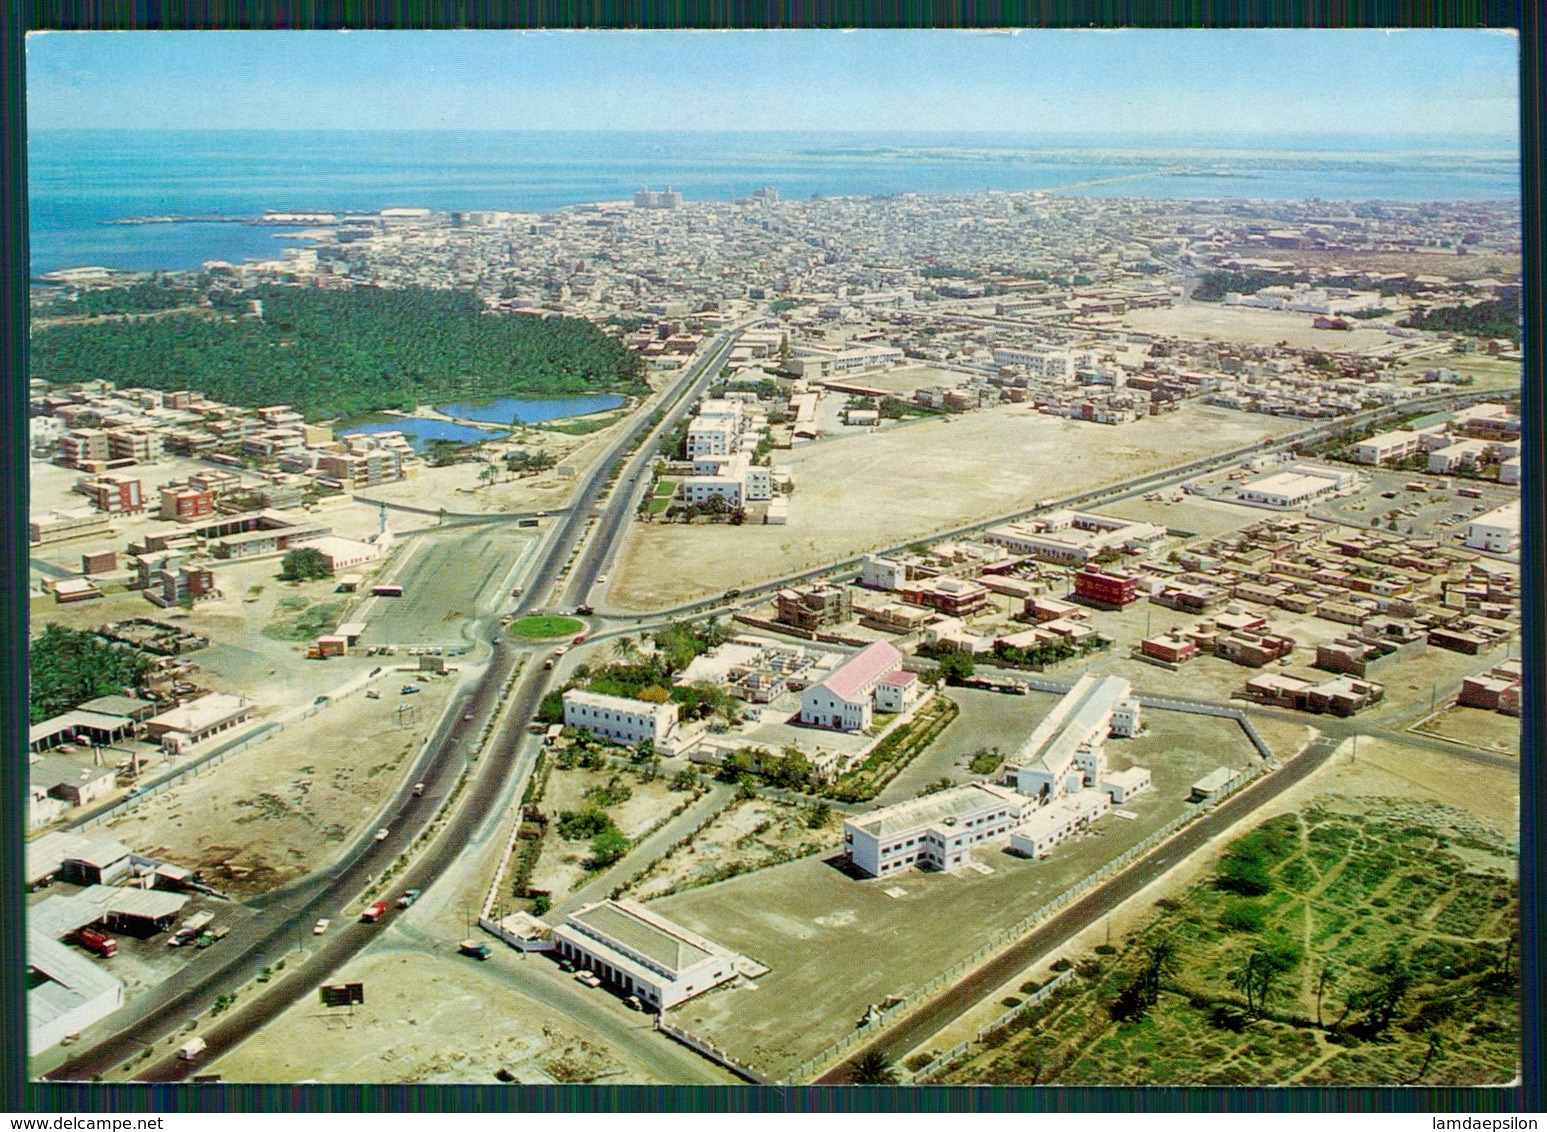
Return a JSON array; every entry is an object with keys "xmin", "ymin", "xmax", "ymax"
[
  {"xmin": 360, "ymin": 901, "xmax": 390, "ymax": 924},
  {"xmin": 74, "ymin": 928, "xmax": 118, "ymax": 958}
]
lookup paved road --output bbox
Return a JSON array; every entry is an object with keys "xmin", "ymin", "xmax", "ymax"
[
  {"xmin": 814, "ymin": 730, "xmax": 1345, "ymax": 1084},
  {"xmin": 48, "ymin": 333, "xmax": 747, "ymax": 1083},
  {"xmin": 555, "ymin": 782, "xmax": 736, "ymax": 917}
]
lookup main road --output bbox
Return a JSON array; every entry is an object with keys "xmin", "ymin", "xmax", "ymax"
[{"xmin": 44, "ymin": 325, "xmax": 747, "ymax": 1083}]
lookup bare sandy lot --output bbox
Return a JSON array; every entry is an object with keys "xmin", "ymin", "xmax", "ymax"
[
  {"xmin": 208, "ymin": 948, "xmax": 669, "ymax": 1084},
  {"xmin": 1414, "ymin": 704, "xmax": 1520, "ymax": 755},
  {"xmin": 99, "ymin": 674, "xmax": 457, "ymax": 897},
  {"xmin": 1119, "ymin": 302, "xmax": 1411, "ymax": 352},
  {"xmin": 624, "ymin": 798, "xmax": 839, "ymax": 901},
  {"xmin": 612, "ymin": 402, "xmax": 1300, "ymax": 610}
]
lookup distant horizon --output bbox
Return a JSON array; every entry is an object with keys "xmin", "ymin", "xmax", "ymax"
[{"xmin": 27, "ymin": 29, "xmax": 1518, "ymax": 136}]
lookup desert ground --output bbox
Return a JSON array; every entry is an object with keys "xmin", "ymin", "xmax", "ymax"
[{"xmin": 611, "ymin": 402, "xmax": 1300, "ymax": 610}]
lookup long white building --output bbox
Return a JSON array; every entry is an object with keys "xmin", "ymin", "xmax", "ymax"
[
  {"xmin": 983, "ymin": 510, "xmax": 1167, "ymax": 564},
  {"xmin": 551, "ymin": 899, "xmax": 744, "ymax": 1010},
  {"xmin": 843, "ymin": 782, "xmax": 1032, "ymax": 877},
  {"xmin": 1005, "ymin": 673, "xmax": 1145, "ymax": 804},
  {"xmin": 562, "ymin": 690, "xmax": 678, "ymax": 748},
  {"xmin": 1008, "ymin": 789, "xmax": 1112, "ymax": 858}
]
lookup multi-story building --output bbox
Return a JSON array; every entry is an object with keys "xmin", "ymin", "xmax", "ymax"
[
  {"xmin": 159, "ymin": 483, "xmax": 216, "ymax": 523},
  {"xmin": 562, "ymin": 690, "xmax": 678, "ymax": 749},
  {"xmin": 843, "ymin": 782, "xmax": 1033, "ymax": 877},
  {"xmin": 684, "ymin": 399, "xmax": 746, "ymax": 460},
  {"xmin": 1008, "ymin": 789, "xmax": 1113, "ymax": 858},
  {"xmin": 78, "ymin": 474, "xmax": 145, "ymax": 516},
  {"xmin": 799, "ymin": 640, "xmax": 904, "ymax": 732},
  {"xmin": 30, "ymin": 510, "xmax": 113, "ymax": 546},
  {"xmin": 57, "ymin": 430, "xmax": 110, "ymax": 469},
  {"xmin": 106, "ymin": 429, "xmax": 158, "ymax": 463},
  {"xmin": 1005, "ymin": 672, "xmax": 1143, "ymax": 804},
  {"xmin": 1073, "ymin": 564, "xmax": 1139, "ymax": 608},
  {"xmin": 776, "ymin": 583, "xmax": 852, "ymax": 631},
  {"xmin": 900, "ymin": 576, "xmax": 991, "ymax": 617},
  {"xmin": 1466, "ymin": 500, "xmax": 1521, "ymax": 555}
]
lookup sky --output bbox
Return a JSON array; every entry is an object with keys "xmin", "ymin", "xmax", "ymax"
[{"xmin": 26, "ymin": 29, "xmax": 1520, "ymax": 140}]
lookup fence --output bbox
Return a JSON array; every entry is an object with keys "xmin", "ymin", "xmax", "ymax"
[
  {"xmin": 657, "ymin": 1014, "xmax": 778, "ymax": 1085},
  {"xmin": 68, "ymin": 666, "xmax": 390, "ymax": 834},
  {"xmin": 894, "ymin": 968, "xmax": 1077, "ymax": 1085},
  {"xmin": 784, "ymin": 756, "xmax": 1272, "ymax": 1083}
]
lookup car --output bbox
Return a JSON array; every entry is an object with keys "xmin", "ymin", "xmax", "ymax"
[
  {"xmin": 573, "ymin": 605, "xmax": 594, "ymax": 616},
  {"xmin": 397, "ymin": 889, "xmax": 421, "ymax": 908},
  {"xmin": 624, "ymin": 995, "xmax": 643, "ymax": 1011},
  {"xmin": 464, "ymin": 710, "xmax": 475, "ymax": 721},
  {"xmin": 596, "ymin": 575, "xmax": 608, "ymax": 585},
  {"xmin": 572, "ymin": 635, "xmax": 587, "ymax": 645},
  {"xmin": 413, "ymin": 782, "xmax": 426, "ymax": 796},
  {"xmin": 574, "ymin": 970, "xmax": 602, "ymax": 987},
  {"xmin": 374, "ymin": 827, "xmax": 391, "ymax": 842},
  {"xmin": 313, "ymin": 919, "xmax": 331, "ymax": 935},
  {"xmin": 366, "ymin": 690, "xmax": 381, "ymax": 699},
  {"xmin": 558, "ymin": 959, "xmax": 575, "ymax": 972},
  {"xmin": 400, "ymin": 685, "xmax": 421, "ymax": 695}
]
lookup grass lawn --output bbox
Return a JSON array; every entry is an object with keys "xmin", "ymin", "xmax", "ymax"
[
  {"xmin": 508, "ymin": 615, "xmax": 586, "ymax": 640},
  {"xmin": 535, "ymin": 409, "xmax": 629, "ymax": 436}
]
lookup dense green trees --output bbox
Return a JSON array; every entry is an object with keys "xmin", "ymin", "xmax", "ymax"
[
  {"xmin": 280, "ymin": 547, "xmax": 330, "ymax": 581},
  {"xmin": 29, "ymin": 624, "xmax": 152, "ymax": 723},
  {"xmin": 1400, "ymin": 299, "xmax": 1520, "ymax": 342},
  {"xmin": 30, "ymin": 286, "xmax": 646, "ymax": 420},
  {"xmin": 36, "ymin": 280, "xmax": 200, "ymax": 318},
  {"xmin": 1193, "ymin": 269, "xmax": 1309, "ymax": 302}
]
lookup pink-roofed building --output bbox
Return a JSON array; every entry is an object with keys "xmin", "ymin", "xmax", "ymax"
[
  {"xmin": 800, "ymin": 641, "xmax": 905, "ymax": 732},
  {"xmin": 874, "ymin": 669, "xmax": 923, "ymax": 714}
]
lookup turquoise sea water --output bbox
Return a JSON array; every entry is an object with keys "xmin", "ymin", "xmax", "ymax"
[{"xmin": 29, "ymin": 130, "xmax": 1520, "ymax": 275}]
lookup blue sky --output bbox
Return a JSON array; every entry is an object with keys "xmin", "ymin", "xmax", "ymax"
[{"xmin": 27, "ymin": 29, "xmax": 1519, "ymax": 139}]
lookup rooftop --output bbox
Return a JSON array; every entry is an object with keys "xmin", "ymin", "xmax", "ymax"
[
  {"xmin": 147, "ymin": 692, "xmax": 250, "ymax": 733},
  {"xmin": 851, "ymin": 782, "xmax": 1028, "ymax": 841},
  {"xmin": 1014, "ymin": 673, "xmax": 1133, "ymax": 778},
  {"xmin": 569, "ymin": 899, "xmax": 726, "ymax": 974},
  {"xmin": 819, "ymin": 640, "xmax": 902, "ymax": 701}
]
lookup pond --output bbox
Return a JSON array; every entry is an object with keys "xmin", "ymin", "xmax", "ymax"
[
  {"xmin": 340, "ymin": 417, "xmax": 507, "ymax": 452},
  {"xmin": 436, "ymin": 393, "xmax": 626, "ymax": 425}
]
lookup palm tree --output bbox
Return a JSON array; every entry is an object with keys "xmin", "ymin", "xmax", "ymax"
[
  {"xmin": 849, "ymin": 1048, "xmax": 896, "ymax": 1085},
  {"xmin": 612, "ymin": 635, "xmax": 641, "ymax": 666},
  {"xmin": 478, "ymin": 462, "xmax": 497, "ymax": 491}
]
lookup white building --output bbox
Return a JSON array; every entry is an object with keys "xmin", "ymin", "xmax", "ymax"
[
  {"xmin": 843, "ymin": 781, "xmax": 1033, "ymax": 877},
  {"xmin": 860, "ymin": 555, "xmax": 910, "ymax": 591},
  {"xmin": 1349, "ymin": 428, "xmax": 1428, "ymax": 465},
  {"xmin": 1005, "ymin": 673, "xmax": 1143, "ymax": 803},
  {"xmin": 1237, "ymin": 464, "xmax": 1356, "ymax": 509},
  {"xmin": 1008, "ymin": 789, "xmax": 1112, "ymax": 858},
  {"xmin": 799, "ymin": 640, "xmax": 904, "ymax": 732},
  {"xmin": 562, "ymin": 689, "xmax": 678, "ymax": 748},
  {"xmin": 991, "ymin": 346, "xmax": 1096, "ymax": 380},
  {"xmin": 983, "ymin": 510, "xmax": 1167, "ymax": 564},
  {"xmin": 681, "ymin": 452, "xmax": 772, "ymax": 508},
  {"xmin": 1465, "ymin": 500, "xmax": 1521, "ymax": 556},
  {"xmin": 28, "ymin": 931, "xmax": 124, "ymax": 1053},
  {"xmin": 874, "ymin": 670, "xmax": 924, "ymax": 714},
  {"xmin": 685, "ymin": 399, "xmax": 747, "ymax": 459},
  {"xmin": 292, "ymin": 535, "xmax": 381, "ymax": 572},
  {"xmin": 144, "ymin": 693, "xmax": 254, "ymax": 755},
  {"xmin": 550, "ymin": 899, "xmax": 743, "ymax": 1010}
]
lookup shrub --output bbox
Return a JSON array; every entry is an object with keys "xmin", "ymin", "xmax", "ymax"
[{"xmin": 1220, "ymin": 899, "xmax": 1267, "ymax": 933}]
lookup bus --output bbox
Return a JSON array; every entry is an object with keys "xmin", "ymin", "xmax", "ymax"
[{"xmin": 371, "ymin": 584, "xmax": 404, "ymax": 597}]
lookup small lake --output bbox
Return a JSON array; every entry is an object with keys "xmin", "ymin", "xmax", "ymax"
[
  {"xmin": 436, "ymin": 394, "xmax": 626, "ymax": 425},
  {"xmin": 341, "ymin": 418, "xmax": 507, "ymax": 452}
]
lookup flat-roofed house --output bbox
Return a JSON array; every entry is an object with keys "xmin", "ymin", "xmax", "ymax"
[{"xmin": 145, "ymin": 693, "xmax": 254, "ymax": 754}]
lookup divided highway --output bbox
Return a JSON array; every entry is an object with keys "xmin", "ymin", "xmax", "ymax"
[{"xmin": 45, "ymin": 329, "xmax": 743, "ymax": 1083}]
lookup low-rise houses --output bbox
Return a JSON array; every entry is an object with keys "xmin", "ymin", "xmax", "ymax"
[{"xmin": 144, "ymin": 693, "xmax": 255, "ymax": 754}]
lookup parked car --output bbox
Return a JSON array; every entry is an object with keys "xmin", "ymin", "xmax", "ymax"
[
  {"xmin": 313, "ymin": 919, "xmax": 331, "ymax": 935},
  {"xmin": 397, "ymin": 889, "xmax": 421, "ymax": 908},
  {"xmin": 574, "ymin": 970, "xmax": 602, "ymax": 988},
  {"xmin": 400, "ymin": 685, "xmax": 421, "ymax": 695}
]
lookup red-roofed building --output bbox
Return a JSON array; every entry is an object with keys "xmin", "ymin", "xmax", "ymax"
[
  {"xmin": 800, "ymin": 641, "xmax": 904, "ymax": 732},
  {"xmin": 874, "ymin": 669, "xmax": 923, "ymax": 713}
]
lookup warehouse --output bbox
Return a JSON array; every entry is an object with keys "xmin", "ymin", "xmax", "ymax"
[
  {"xmin": 28, "ymin": 931, "xmax": 124, "ymax": 1053},
  {"xmin": 145, "ymin": 693, "xmax": 255, "ymax": 754},
  {"xmin": 551, "ymin": 899, "xmax": 745, "ymax": 1011}
]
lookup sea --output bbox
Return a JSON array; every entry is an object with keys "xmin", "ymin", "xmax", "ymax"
[{"xmin": 28, "ymin": 129, "xmax": 1521, "ymax": 276}]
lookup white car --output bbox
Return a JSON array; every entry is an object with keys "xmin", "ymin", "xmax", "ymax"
[
  {"xmin": 313, "ymin": 919, "xmax": 331, "ymax": 935},
  {"xmin": 375, "ymin": 827, "xmax": 390, "ymax": 842}
]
